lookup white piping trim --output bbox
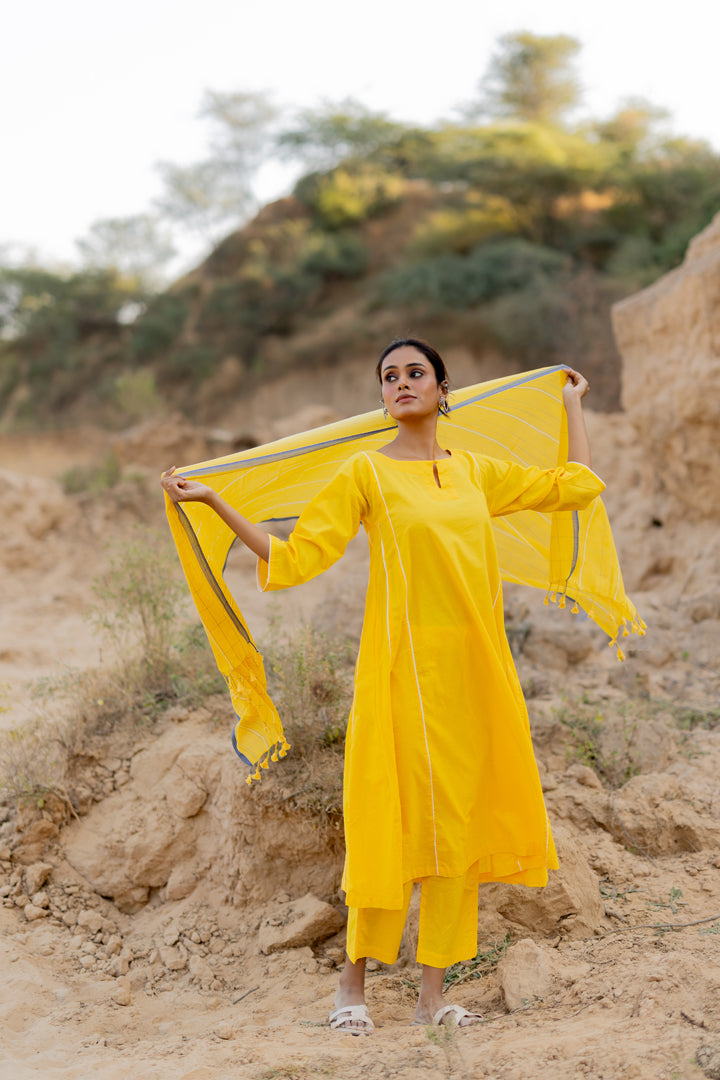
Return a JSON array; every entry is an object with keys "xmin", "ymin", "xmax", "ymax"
[
  {"xmin": 566, "ymin": 462, "xmax": 605, "ymax": 486},
  {"xmin": 362, "ymin": 452, "xmax": 440, "ymax": 873},
  {"xmin": 344, "ymin": 689, "xmax": 358, "ymax": 886},
  {"xmin": 377, "ymin": 532, "xmax": 392, "ymax": 654},
  {"xmin": 256, "ymin": 535, "xmax": 272, "ymax": 593},
  {"xmin": 492, "ymin": 581, "xmax": 501, "ymax": 609}
]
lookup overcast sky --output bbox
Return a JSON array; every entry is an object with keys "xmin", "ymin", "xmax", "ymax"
[{"xmin": 3, "ymin": 0, "xmax": 720, "ymax": 270}]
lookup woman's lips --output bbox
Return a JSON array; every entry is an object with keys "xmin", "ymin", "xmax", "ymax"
[{"xmin": 396, "ymin": 394, "xmax": 415, "ymax": 402}]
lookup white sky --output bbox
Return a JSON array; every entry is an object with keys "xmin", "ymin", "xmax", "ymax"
[{"xmin": 3, "ymin": 0, "xmax": 720, "ymax": 270}]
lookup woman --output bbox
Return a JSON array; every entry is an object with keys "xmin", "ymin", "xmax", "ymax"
[{"xmin": 161, "ymin": 338, "xmax": 604, "ymax": 1034}]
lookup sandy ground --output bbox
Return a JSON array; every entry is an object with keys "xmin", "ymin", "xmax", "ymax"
[{"xmin": 1, "ymin": 413, "xmax": 720, "ymax": 1080}]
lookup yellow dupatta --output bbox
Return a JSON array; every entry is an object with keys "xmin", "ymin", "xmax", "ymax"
[{"xmin": 164, "ymin": 364, "xmax": 644, "ymax": 779}]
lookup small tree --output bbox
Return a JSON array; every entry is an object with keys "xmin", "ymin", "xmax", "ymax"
[
  {"xmin": 277, "ymin": 97, "xmax": 406, "ymax": 171},
  {"xmin": 475, "ymin": 31, "xmax": 582, "ymax": 126},
  {"xmin": 594, "ymin": 98, "xmax": 671, "ymax": 160},
  {"xmin": 154, "ymin": 159, "xmax": 252, "ymax": 244},
  {"xmin": 154, "ymin": 89, "xmax": 279, "ymax": 244},
  {"xmin": 200, "ymin": 88, "xmax": 279, "ymax": 169},
  {"xmin": 0, "ymin": 264, "xmax": 143, "ymax": 341},
  {"xmin": 76, "ymin": 214, "xmax": 176, "ymax": 290}
]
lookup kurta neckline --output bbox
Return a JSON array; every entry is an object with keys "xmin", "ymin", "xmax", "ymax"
[{"xmin": 369, "ymin": 449, "xmax": 455, "ymax": 465}]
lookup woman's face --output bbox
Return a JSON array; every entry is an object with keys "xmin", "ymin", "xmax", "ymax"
[{"xmin": 380, "ymin": 347, "xmax": 442, "ymax": 421}]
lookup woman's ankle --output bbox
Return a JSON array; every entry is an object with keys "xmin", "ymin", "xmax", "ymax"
[{"xmin": 339, "ymin": 954, "xmax": 366, "ymax": 990}]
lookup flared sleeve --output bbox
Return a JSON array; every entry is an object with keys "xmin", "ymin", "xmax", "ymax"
[
  {"xmin": 475, "ymin": 456, "xmax": 605, "ymax": 516},
  {"xmin": 257, "ymin": 454, "xmax": 368, "ymax": 591}
]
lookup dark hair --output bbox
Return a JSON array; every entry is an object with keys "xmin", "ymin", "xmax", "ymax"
[{"xmin": 376, "ymin": 337, "xmax": 449, "ymax": 387}]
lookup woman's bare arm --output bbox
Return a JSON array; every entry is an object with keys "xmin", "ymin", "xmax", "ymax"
[
  {"xmin": 161, "ymin": 468, "xmax": 271, "ymax": 562},
  {"xmin": 563, "ymin": 369, "xmax": 592, "ymax": 469}
]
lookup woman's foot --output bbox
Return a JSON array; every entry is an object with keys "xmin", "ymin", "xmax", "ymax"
[
  {"xmin": 414, "ymin": 965, "xmax": 445, "ymax": 1025},
  {"xmin": 331, "ymin": 956, "xmax": 374, "ymax": 1035},
  {"xmin": 414, "ymin": 965, "xmax": 480, "ymax": 1027},
  {"xmin": 329, "ymin": 1003, "xmax": 375, "ymax": 1035},
  {"xmin": 415, "ymin": 989, "xmax": 450, "ymax": 1025},
  {"xmin": 415, "ymin": 1001, "xmax": 482, "ymax": 1027}
]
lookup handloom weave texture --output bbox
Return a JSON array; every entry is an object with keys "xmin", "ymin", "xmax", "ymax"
[{"xmin": 165, "ymin": 366, "xmax": 644, "ymax": 899}]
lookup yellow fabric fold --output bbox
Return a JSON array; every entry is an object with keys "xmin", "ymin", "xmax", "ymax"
[{"xmin": 164, "ymin": 364, "xmax": 644, "ymax": 777}]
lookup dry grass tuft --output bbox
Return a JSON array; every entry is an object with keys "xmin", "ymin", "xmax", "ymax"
[
  {"xmin": 1, "ymin": 530, "xmax": 224, "ymax": 814},
  {"xmin": 0, "ymin": 719, "xmax": 68, "ymax": 811},
  {"xmin": 255, "ymin": 622, "xmax": 355, "ymax": 839}
]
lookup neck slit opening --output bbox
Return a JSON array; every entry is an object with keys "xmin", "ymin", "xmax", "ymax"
[{"xmin": 432, "ymin": 462, "xmax": 442, "ymax": 488}]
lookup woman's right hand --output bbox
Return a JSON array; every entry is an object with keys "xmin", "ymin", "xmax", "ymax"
[
  {"xmin": 161, "ymin": 467, "xmax": 214, "ymax": 505},
  {"xmin": 162, "ymin": 467, "xmax": 270, "ymax": 561}
]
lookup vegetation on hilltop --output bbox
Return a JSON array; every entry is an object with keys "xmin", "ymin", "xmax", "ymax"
[{"xmin": 2, "ymin": 32, "xmax": 720, "ymax": 428}]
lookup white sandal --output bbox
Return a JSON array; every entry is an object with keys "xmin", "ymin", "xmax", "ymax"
[
  {"xmin": 329, "ymin": 1004, "xmax": 375, "ymax": 1036},
  {"xmin": 431, "ymin": 1004, "xmax": 482, "ymax": 1027}
]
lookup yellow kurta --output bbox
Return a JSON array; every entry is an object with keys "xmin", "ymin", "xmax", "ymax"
[{"xmin": 257, "ymin": 448, "xmax": 605, "ymax": 910}]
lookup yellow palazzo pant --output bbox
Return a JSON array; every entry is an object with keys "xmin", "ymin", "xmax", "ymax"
[{"xmin": 346, "ymin": 863, "xmax": 480, "ymax": 969}]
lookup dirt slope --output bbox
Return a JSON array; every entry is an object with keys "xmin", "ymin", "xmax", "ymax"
[
  {"xmin": 3, "ymin": 212, "xmax": 720, "ymax": 1077},
  {"xmin": 0, "ymin": 402, "xmax": 718, "ymax": 1080}
]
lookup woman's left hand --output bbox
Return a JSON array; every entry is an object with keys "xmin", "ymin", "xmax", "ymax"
[
  {"xmin": 563, "ymin": 368, "xmax": 589, "ymax": 403},
  {"xmin": 161, "ymin": 467, "xmax": 213, "ymax": 504}
]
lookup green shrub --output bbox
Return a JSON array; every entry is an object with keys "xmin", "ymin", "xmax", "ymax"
[
  {"xmin": 163, "ymin": 344, "xmax": 219, "ymax": 383},
  {"xmin": 170, "ymin": 622, "xmax": 226, "ymax": 703},
  {"xmin": 25, "ymin": 528, "xmax": 223, "ymax": 759},
  {"xmin": 295, "ymin": 166, "xmax": 404, "ymax": 228},
  {"xmin": 27, "ymin": 542, "xmax": 224, "ymax": 767},
  {"xmin": 61, "ymin": 452, "xmax": 121, "ymax": 495},
  {"xmin": 0, "ymin": 684, "xmax": 71, "ymax": 811},
  {"xmin": 252, "ymin": 267, "xmax": 321, "ymax": 333},
  {"xmin": 554, "ymin": 695, "xmax": 641, "ymax": 786},
  {"xmin": 264, "ymin": 622, "xmax": 354, "ymax": 756},
  {"xmin": 375, "ymin": 238, "xmax": 568, "ymax": 310},
  {"xmin": 258, "ymin": 622, "xmax": 355, "ymax": 832},
  {"xmin": 0, "ymin": 350, "xmax": 22, "ymax": 404},
  {"xmin": 130, "ymin": 293, "xmax": 189, "ymax": 358},
  {"xmin": 0, "ymin": 266, "xmax": 142, "ymax": 343},
  {"xmin": 201, "ymin": 281, "xmax": 252, "ymax": 332},
  {"xmin": 411, "ymin": 197, "xmax": 521, "ymax": 256},
  {"xmin": 113, "ymin": 369, "xmax": 161, "ymax": 421},
  {"xmin": 443, "ymin": 933, "xmax": 511, "ymax": 988},
  {"xmin": 671, "ymin": 706, "xmax": 720, "ymax": 730},
  {"xmin": 301, "ymin": 231, "xmax": 368, "ymax": 278},
  {"xmin": 199, "ymin": 264, "xmax": 321, "ymax": 343},
  {"xmin": 89, "ymin": 528, "xmax": 188, "ymax": 688},
  {"xmin": 0, "ymin": 721, "xmax": 67, "ymax": 809},
  {"xmin": 482, "ymin": 279, "xmax": 573, "ymax": 362}
]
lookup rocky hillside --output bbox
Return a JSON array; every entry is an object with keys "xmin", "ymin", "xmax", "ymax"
[
  {"xmin": 0, "ymin": 215, "xmax": 719, "ymax": 1079},
  {"xmin": 6, "ymin": 116, "xmax": 720, "ymax": 433}
]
